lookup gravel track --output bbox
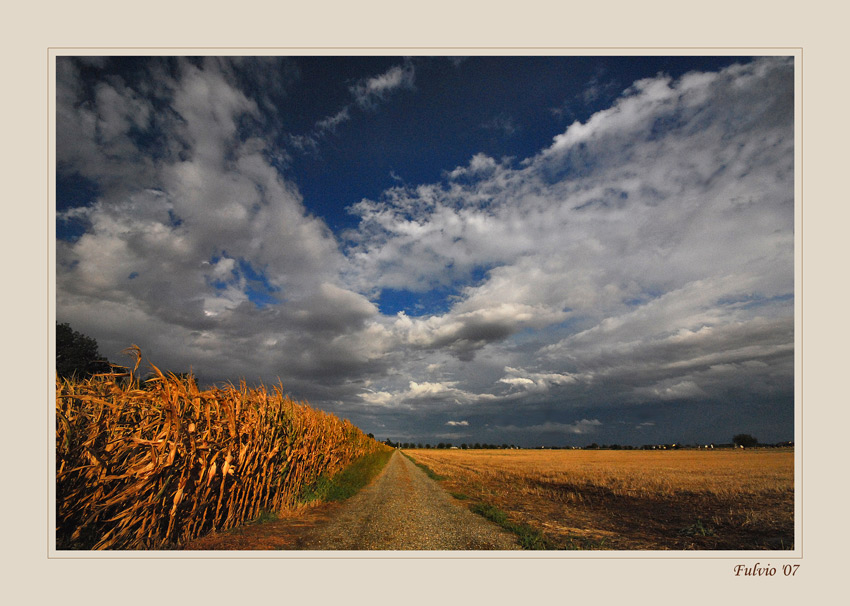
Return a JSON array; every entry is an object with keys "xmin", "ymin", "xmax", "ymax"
[{"xmin": 296, "ymin": 451, "xmax": 521, "ymax": 550}]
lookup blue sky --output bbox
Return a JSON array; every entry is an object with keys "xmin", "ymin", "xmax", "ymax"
[{"xmin": 55, "ymin": 55, "xmax": 795, "ymax": 446}]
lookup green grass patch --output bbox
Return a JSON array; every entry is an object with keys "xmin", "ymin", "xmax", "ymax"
[
  {"xmin": 300, "ymin": 449, "xmax": 393, "ymax": 504},
  {"xmin": 678, "ymin": 519, "xmax": 716, "ymax": 537},
  {"xmin": 469, "ymin": 502, "xmax": 553, "ymax": 550},
  {"xmin": 248, "ymin": 510, "xmax": 279, "ymax": 525},
  {"xmin": 401, "ymin": 452, "xmax": 446, "ymax": 481},
  {"xmin": 450, "ymin": 492, "xmax": 470, "ymax": 500}
]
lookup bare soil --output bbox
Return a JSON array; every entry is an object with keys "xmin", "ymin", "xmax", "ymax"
[
  {"xmin": 185, "ymin": 448, "xmax": 793, "ymax": 551},
  {"xmin": 409, "ymin": 448, "xmax": 794, "ymax": 550},
  {"xmin": 183, "ymin": 451, "xmax": 520, "ymax": 550}
]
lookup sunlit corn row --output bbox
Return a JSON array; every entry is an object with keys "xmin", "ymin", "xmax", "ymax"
[{"xmin": 56, "ymin": 348, "xmax": 386, "ymax": 550}]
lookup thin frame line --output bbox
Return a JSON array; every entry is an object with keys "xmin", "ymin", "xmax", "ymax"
[{"xmin": 47, "ymin": 49, "xmax": 802, "ymax": 560}]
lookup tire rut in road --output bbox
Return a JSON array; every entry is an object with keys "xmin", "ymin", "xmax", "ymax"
[{"xmin": 295, "ymin": 451, "xmax": 521, "ymax": 550}]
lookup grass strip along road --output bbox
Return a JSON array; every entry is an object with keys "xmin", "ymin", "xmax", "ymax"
[
  {"xmin": 186, "ymin": 450, "xmax": 520, "ymax": 550},
  {"xmin": 295, "ymin": 451, "xmax": 520, "ymax": 550}
]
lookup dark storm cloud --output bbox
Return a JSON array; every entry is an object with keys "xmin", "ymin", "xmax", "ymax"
[{"xmin": 55, "ymin": 56, "xmax": 795, "ymax": 445}]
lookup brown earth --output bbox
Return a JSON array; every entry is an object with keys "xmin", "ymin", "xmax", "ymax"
[
  {"xmin": 407, "ymin": 448, "xmax": 795, "ymax": 550},
  {"xmin": 184, "ymin": 448, "xmax": 794, "ymax": 551},
  {"xmin": 183, "ymin": 451, "xmax": 520, "ymax": 550}
]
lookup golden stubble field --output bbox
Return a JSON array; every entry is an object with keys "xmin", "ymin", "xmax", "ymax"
[{"xmin": 406, "ymin": 448, "xmax": 794, "ymax": 550}]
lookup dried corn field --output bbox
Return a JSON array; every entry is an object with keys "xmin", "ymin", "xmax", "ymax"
[{"xmin": 55, "ymin": 348, "xmax": 388, "ymax": 550}]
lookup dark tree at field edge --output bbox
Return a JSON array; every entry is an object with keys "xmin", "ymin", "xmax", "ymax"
[
  {"xmin": 732, "ymin": 433, "xmax": 759, "ymax": 448},
  {"xmin": 56, "ymin": 322, "xmax": 111, "ymax": 379}
]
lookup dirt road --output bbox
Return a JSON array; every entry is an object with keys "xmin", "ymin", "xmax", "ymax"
[{"xmin": 294, "ymin": 451, "xmax": 520, "ymax": 550}]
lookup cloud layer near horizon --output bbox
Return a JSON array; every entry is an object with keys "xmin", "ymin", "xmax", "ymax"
[{"xmin": 56, "ymin": 56, "xmax": 795, "ymax": 445}]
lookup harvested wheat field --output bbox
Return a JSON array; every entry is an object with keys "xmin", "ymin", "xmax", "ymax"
[{"xmin": 405, "ymin": 448, "xmax": 794, "ymax": 550}]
